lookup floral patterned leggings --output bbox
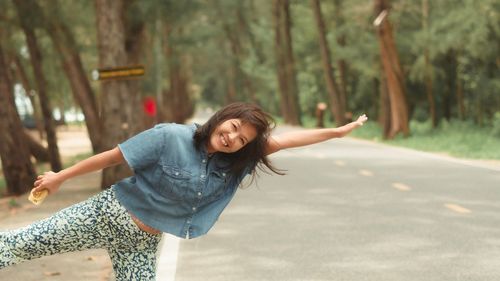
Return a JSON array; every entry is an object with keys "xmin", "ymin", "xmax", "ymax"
[{"xmin": 0, "ymin": 187, "xmax": 162, "ymax": 281}]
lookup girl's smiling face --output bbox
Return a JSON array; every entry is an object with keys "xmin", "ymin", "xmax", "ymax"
[{"xmin": 207, "ymin": 118, "xmax": 257, "ymax": 154}]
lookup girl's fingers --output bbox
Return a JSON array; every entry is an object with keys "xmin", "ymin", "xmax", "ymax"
[{"xmin": 34, "ymin": 179, "xmax": 42, "ymax": 187}]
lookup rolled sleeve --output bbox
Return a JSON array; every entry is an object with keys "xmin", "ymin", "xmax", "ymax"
[{"xmin": 118, "ymin": 124, "xmax": 167, "ymax": 171}]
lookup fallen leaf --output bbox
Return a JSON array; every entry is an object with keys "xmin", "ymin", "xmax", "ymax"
[{"xmin": 44, "ymin": 271, "xmax": 61, "ymax": 276}]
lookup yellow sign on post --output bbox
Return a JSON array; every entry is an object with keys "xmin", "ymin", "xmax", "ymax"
[{"xmin": 92, "ymin": 65, "xmax": 145, "ymax": 81}]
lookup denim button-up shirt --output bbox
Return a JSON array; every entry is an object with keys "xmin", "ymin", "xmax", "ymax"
[{"xmin": 114, "ymin": 123, "xmax": 252, "ymax": 239}]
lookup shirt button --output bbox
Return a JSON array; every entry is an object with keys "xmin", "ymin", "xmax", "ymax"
[
  {"xmin": 197, "ymin": 192, "xmax": 202, "ymax": 197},
  {"xmin": 202, "ymin": 159, "xmax": 206, "ymax": 163},
  {"xmin": 192, "ymin": 207, "xmax": 197, "ymax": 211},
  {"xmin": 222, "ymin": 173, "xmax": 226, "ymax": 177},
  {"xmin": 175, "ymin": 172, "xmax": 179, "ymax": 176},
  {"xmin": 200, "ymin": 175, "xmax": 205, "ymax": 179}
]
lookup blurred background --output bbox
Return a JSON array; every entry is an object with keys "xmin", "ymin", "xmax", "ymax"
[{"xmin": 0, "ymin": 0, "xmax": 499, "ymax": 197}]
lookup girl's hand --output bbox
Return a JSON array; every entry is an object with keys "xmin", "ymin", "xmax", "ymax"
[
  {"xmin": 355, "ymin": 114, "xmax": 368, "ymax": 126},
  {"xmin": 32, "ymin": 171, "xmax": 63, "ymax": 195}
]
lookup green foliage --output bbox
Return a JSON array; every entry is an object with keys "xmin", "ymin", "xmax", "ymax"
[
  {"xmin": 349, "ymin": 120, "xmax": 384, "ymax": 141},
  {"xmin": 8, "ymin": 198, "xmax": 20, "ymax": 208},
  {"xmin": 2, "ymin": 0, "xmax": 499, "ymax": 159},
  {"xmin": 492, "ymin": 112, "xmax": 500, "ymax": 138}
]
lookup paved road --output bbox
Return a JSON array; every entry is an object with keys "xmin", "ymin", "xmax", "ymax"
[{"xmin": 172, "ymin": 135, "xmax": 500, "ymax": 281}]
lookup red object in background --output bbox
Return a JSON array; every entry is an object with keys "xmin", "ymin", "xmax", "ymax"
[{"xmin": 143, "ymin": 97, "xmax": 157, "ymax": 117}]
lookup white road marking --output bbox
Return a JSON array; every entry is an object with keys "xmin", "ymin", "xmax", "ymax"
[
  {"xmin": 391, "ymin": 182, "xmax": 412, "ymax": 191},
  {"xmin": 359, "ymin": 169, "xmax": 374, "ymax": 176},
  {"xmin": 314, "ymin": 153, "xmax": 327, "ymax": 159},
  {"xmin": 444, "ymin": 203, "xmax": 471, "ymax": 214},
  {"xmin": 335, "ymin": 160, "xmax": 346, "ymax": 166},
  {"xmin": 156, "ymin": 234, "xmax": 181, "ymax": 281}
]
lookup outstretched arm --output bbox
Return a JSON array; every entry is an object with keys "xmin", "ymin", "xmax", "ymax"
[
  {"xmin": 265, "ymin": 114, "xmax": 368, "ymax": 155},
  {"xmin": 32, "ymin": 147, "xmax": 125, "ymax": 195}
]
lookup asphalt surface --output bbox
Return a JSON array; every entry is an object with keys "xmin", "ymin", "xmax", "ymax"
[{"xmin": 173, "ymin": 135, "xmax": 500, "ymax": 281}]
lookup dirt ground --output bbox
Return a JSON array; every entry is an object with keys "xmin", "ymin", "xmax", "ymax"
[{"xmin": 0, "ymin": 126, "xmax": 114, "ymax": 281}]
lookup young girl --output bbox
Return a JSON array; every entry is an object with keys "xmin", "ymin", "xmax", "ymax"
[{"xmin": 0, "ymin": 102, "xmax": 367, "ymax": 280}]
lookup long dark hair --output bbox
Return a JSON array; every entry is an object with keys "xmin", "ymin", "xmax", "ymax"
[{"xmin": 193, "ymin": 102, "xmax": 284, "ymax": 179}]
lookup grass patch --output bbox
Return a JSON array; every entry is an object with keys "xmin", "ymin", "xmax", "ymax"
[
  {"xmin": 350, "ymin": 119, "xmax": 500, "ymax": 160},
  {"xmin": 300, "ymin": 115, "xmax": 500, "ymax": 160},
  {"xmin": 0, "ymin": 177, "xmax": 6, "ymax": 197}
]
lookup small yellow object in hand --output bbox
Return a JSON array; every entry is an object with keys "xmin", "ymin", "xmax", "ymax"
[{"xmin": 28, "ymin": 189, "xmax": 49, "ymax": 205}]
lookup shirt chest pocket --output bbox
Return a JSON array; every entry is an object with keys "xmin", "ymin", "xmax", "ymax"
[
  {"xmin": 204, "ymin": 170, "xmax": 230, "ymax": 202},
  {"xmin": 158, "ymin": 165, "xmax": 192, "ymax": 201}
]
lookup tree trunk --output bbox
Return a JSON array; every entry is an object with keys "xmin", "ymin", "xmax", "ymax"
[
  {"xmin": 226, "ymin": 64, "xmax": 238, "ymax": 103},
  {"xmin": 219, "ymin": 6, "xmax": 241, "ymax": 103},
  {"xmin": 272, "ymin": 0, "xmax": 291, "ymax": 122},
  {"xmin": 24, "ymin": 131, "xmax": 50, "ymax": 162},
  {"xmin": 235, "ymin": 5, "xmax": 257, "ymax": 103},
  {"xmin": 456, "ymin": 70, "xmax": 465, "ymax": 120},
  {"xmin": 220, "ymin": 4, "xmax": 257, "ymax": 104},
  {"xmin": 452, "ymin": 51, "xmax": 466, "ymax": 120},
  {"xmin": 311, "ymin": 0, "xmax": 346, "ymax": 126},
  {"xmin": 247, "ymin": 2, "xmax": 267, "ymax": 65},
  {"xmin": 154, "ymin": 17, "xmax": 164, "ymax": 124},
  {"xmin": 337, "ymin": 37, "xmax": 348, "ymax": 114},
  {"xmin": 422, "ymin": 0, "xmax": 436, "ymax": 128},
  {"xmin": 12, "ymin": 55, "xmax": 45, "ymax": 139},
  {"xmin": 281, "ymin": 0, "xmax": 301, "ymax": 125},
  {"xmin": 46, "ymin": 19, "xmax": 102, "ymax": 153},
  {"xmin": 161, "ymin": 25, "xmax": 194, "ymax": 124},
  {"xmin": 95, "ymin": 0, "xmax": 136, "ymax": 189},
  {"xmin": 334, "ymin": 0, "xmax": 349, "ymax": 120},
  {"xmin": 216, "ymin": 2, "xmax": 258, "ymax": 102},
  {"xmin": 28, "ymin": 0, "xmax": 104, "ymax": 152},
  {"xmin": 9, "ymin": 54, "xmax": 50, "ymax": 162},
  {"xmin": 374, "ymin": 0, "xmax": 410, "ymax": 139},
  {"xmin": 378, "ymin": 69, "xmax": 391, "ymax": 138},
  {"xmin": 14, "ymin": 0, "xmax": 62, "ymax": 172},
  {"xmin": 272, "ymin": 0, "xmax": 301, "ymax": 125},
  {"xmin": 0, "ymin": 44, "xmax": 37, "ymax": 196},
  {"xmin": 123, "ymin": 1, "xmax": 147, "ymax": 133}
]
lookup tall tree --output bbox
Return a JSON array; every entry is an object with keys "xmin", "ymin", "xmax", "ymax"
[
  {"xmin": 136, "ymin": 0, "xmax": 195, "ymax": 124},
  {"xmin": 2, "ymin": 7, "xmax": 49, "ymax": 164},
  {"xmin": 161, "ymin": 24, "xmax": 194, "ymax": 123},
  {"xmin": 272, "ymin": 0, "xmax": 301, "ymax": 125},
  {"xmin": 333, "ymin": 0, "xmax": 348, "ymax": 116},
  {"xmin": 453, "ymin": 52, "xmax": 466, "ymax": 120},
  {"xmin": 11, "ymin": 55, "xmax": 45, "ymax": 139},
  {"xmin": 219, "ymin": 2, "xmax": 258, "ymax": 104},
  {"xmin": 373, "ymin": 0, "xmax": 409, "ymax": 139},
  {"xmin": 95, "ymin": 0, "xmax": 139, "ymax": 188},
  {"xmin": 311, "ymin": 0, "xmax": 346, "ymax": 126},
  {"xmin": 422, "ymin": 0, "xmax": 436, "ymax": 128},
  {"xmin": 123, "ymin": 0, "xmax": 148, "ymax": 133},
  {"xmin": 14, "ymin": 0, "xmax": 63, "ymax": 171},
  {"xmin": 42, "ymin": 2, "xmax": 102, "ymax": 153},
  {"xmin": 0, "ymin": 43, "xmax": 37, "ymax": 196}
]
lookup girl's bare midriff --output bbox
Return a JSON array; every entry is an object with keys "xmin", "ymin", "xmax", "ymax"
[{"xmin": 129, "ymin": 212, "xmax": 162, "ymax": 235}]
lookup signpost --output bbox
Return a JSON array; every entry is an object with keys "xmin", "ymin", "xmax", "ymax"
[{"xmin": 91, "ymin": 65, "xmax": 145, "ymax": 81}]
